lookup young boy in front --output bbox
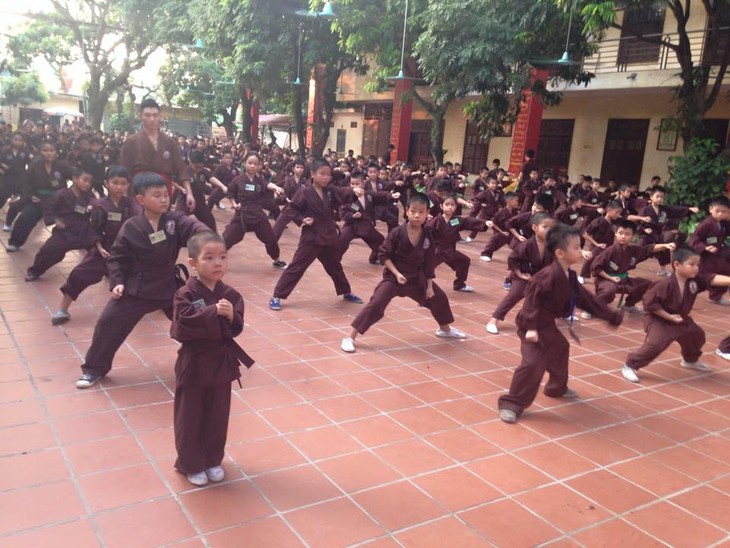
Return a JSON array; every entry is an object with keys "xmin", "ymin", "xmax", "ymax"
[
  {"xmin": 75, "ymin": 172, "xmax": 209, "ymax": 389},
  {"xmin": 171, "ymin": 231, "xmax": 253, "ymax": 486},
  {"xmin": 341, "ymin": 192, "xmax": 467, "ymax": 353},
  {"xmin": 621, "ymin": 246, "xmax": 730, "ymax": 383},
  {"xmin": 498, "ymin": 224, "xmax": 624, "ymax": 423}
]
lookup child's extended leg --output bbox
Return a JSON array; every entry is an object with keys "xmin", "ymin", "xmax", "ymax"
[
  {"xmin": 622, "ymin": 320, "xmax": 677, "ymax": 382},
  {"xmin": 54, "ymin": 252, "xmax": 108, "ymax": 324},
  {"xmin": 487, "ymin": 279, "xmax": 528, "ymax": 334},
  {"xmin": 342, "ymin": 280, "xmax": 399, "ymax": 352},
  {"xmin": 26, "ymin": 232, "xmax": 75, "ymax": 281}
]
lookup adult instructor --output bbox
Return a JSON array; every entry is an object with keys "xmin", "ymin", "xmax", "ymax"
[{"xmin": 121, "ymin": 98, "xmax": 195, "ymax": 210}]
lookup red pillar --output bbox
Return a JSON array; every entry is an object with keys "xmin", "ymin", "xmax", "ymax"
[
  {"xmin": 508, "ymin": 69, "xmax": 548, "ymax": 176},
  {"xmin": 390, "ymin": 78, "xmax": 413, "ymax": 163},
  {"xmin": 306, "ymin": 65, "xmax": 326, "ymax": 151},
  {"xmin": 250, "ymin": 99, "xmax": 260, "ymax": 145}
]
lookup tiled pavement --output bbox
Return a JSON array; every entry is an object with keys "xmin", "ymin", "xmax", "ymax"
[{"xmin": 1, "ymin": 207, "xmax": 729, "ymax": 547}]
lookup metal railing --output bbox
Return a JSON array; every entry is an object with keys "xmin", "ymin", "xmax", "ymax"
[{"xmin": 581, "ymin": 26, "xmax": 729, "ymax": 74}]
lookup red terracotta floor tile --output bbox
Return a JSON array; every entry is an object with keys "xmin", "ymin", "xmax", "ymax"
[
  {"xmin": 359, "ymin": 387, "xmax": 423, "ymax": 413},
  {"xmin": 205, "ymin": 516, "xmax": 302, "ymax": 547},
  {"xmin": 460, "ymin": 499, "xmax": 561, "ymax": 547},
  {"xmin": 104, "ymin": 382, "xmax": 173, "ymax": 409},
  {"xmin": 180, "ymin": 479, "xmax": 274, "ymax": 533},
  {"xmin": 94, "ymin": 498, "xmax": 196, "ymax": 547},
  {"xmin": 252, "ymin": 464, "xmax": 341, "ymax": 511},
  {"xmin": 64, "ymin": 435, "xmax": 148, "ymax": 476},
  {"xmin": 120, "ymin": 401, "xmax": 174, "ymax": 432},
  {"xmin": 470, "ymin": 419, "xmax": 548, "ymax": 451},
  {"xmin": 310, "ymin": 393, "xmax": 379, "ymax": 423},
  {"xmin": 625, "ymin": 501, "xmax": 725, "ymax": 546},
  {"xmin": 567, "ymin": 469, "xmax": 657, "ymax": 515},
  {"xmin": 597, "ymin": 423, "xmax": 675, "ymax": 454},
  {"xmin": 412, "ymin": 467, "xmax": 502, "ymax": 511},
  {"xmin": 432, "ymin": 398, "xmax": 492, "ymax": 425},
  {"xmin": 424, "ymin": 428, "xmax": 501, "ymax": 463},
  {"xmin": 401, "ymin": 380, "xmax": 463, "ymax": 403},
  {"xmin": 670, "ymin": 485, "xmax": 730, "ymax": 531},
  {"xmin": 259, "ymin": 404, "xmax": 330, "ymax": 434},
  {"xmin": 2, "ymin": 448, "xmax": 70, "ymax": 490},
  {"xmin": 557, "ymin": 431, "xmax": 639, "ymax": 466},
  {"xmin": 136, "ymin": 427, "xmax": 176, "ymax": 460},
  {"xmin": 286, "ymin": 497, "xmax": 385, "ymax": 547},
  {"xmin": 353, "ymin": 481, "xmax": 446, "ymax": 532},
  {"xmin": 0, "ymin": 421, "xmax": 57, "ymax": 456},
  {"xmin": 650, "ymin": 445, "xmax": 730, "ymax": 482},
  {"xmin": 226, "ymin": 437, "xmax": 307, "ymax": 477},
  {"xmin": 515, "ymin": 442, "xmax": 596, "ymax": 480},
  {"xmin": 78, "ymin": 463, "xmax": 169, "ymax": 512},
  {"xmin": 571, "ymin": 518, "xmax": 666, "ymax": 547},
  {"xmin": 0, "ymin": 518, "xmax": 99, "ymax": 548},
  {"xmin": 53, "ymin": 411, "xmax": 129, "ymax": 445},
  {"xmin": 0, "ymin": 399, "xmax": 45, "ymax": 428},
  {"xmin": 317, "ymin": 450, "xmax": 400, "ymax": 493},
  {"xmin": 239, "ymin": 383, "xmax": 304, "ymax": 410},
  {"xmin": 609, "ymin": 458, "xmax": 697, "ymax": 498},
  {"xmin": 389, "ymin": 405, "xmax": 460, "ymax": 436},
  {"xmin": 394, "ymin": 516, "xmax": 489, "ymax": 547},
  {"xmin": 374, "ymin": 438, "xmax": 453, "ymax": 476},
  {"xmin": 515, "ymin": 483, "xmax": 611, "ymax": 533},
  {"xmin": 341, "ymin": 415, "xmax": 414, "ymax": 448},
  {"xmin": 286, "ymin": 424, "xmax": 362, "ymax": 461},
  {"xmin": 0, "ymin": 480, "xmax": 85, "ymax": 535},
  {"xmin": 467, "ymin": 453, "xmax": 553, "ymax": 495}
]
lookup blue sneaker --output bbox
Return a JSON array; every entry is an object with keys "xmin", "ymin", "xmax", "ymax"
[
  {"xmin": 269, "ymin": 297, "xmax": 282, "ymax": 311},
  {"xmin": 503, "ymin": 280, "xmax": 512, "ymax": 291},
  {"xmin": 343, "ymin": 293, "xmax": 363, "ymax": 304}
]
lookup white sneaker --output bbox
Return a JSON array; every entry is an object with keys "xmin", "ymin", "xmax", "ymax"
[
  {"xmin": 716, "ymin": 348, "xmax": 730, "ymax": 361},
  {"xmin": 709, "ymin": 297, "xmax": 730, "ymax": 306},
  {"xmin": 465, "ymin": 237, "xmax": 473, "ymax": 243},
  {"xmin": 564, "ymin": 315, "xmax": 579, "ymax": 322},
  {"xmin": 435, "ymin": 327, "xmax": 466, "ymax": 339},
  {"xmin": 621, "ymin": 365, "xmax": 640, "ymax": 383},
  {"xmin": 680, "ymin": 360, "xmax": 711, "ymax": 372},
  {"xmin": 187, "ymin": 471, "xmax": 209, "ymax": 486},
  {"xmin": 216, "ymin": 203, "xmax": 226, "ymax": 210},
  {"xmin": 623, "ymin": 305, "xmax": 643, "ymax": 314},
  {"xmin": 657, "ymin": 270, "xmax": 671, "ymax": 277},
  {"xmin": 205, "ymin": 466, "xmax": 225, "ymax": 482},
  {"xmin": 577, "ymin": 276, "xmax": 585, "ymax": 285},
  {"xmin": 341, "ymin": 337, "xmax": 355, "ymax": 353},
  {"xmin": 486, "ymin": 323, "xmax": 499, "ymax": 335},
  {"xmin": 457, "ymin": 285, "xmax": 475, "ymax": 292},
  {"xmin": 580, "ymin": 311, "xmax": 592, "ymax": 320},
  {"xmin": 500, "ymin": 409, "xmax": 517, "ymax": 423},
  {"xmin": 480, "ymin": 255, "xmax": 492, "ymax": 262},
  {"xmin": 2, "ymin": 224, "xmax": 10, "ymax": 232}
]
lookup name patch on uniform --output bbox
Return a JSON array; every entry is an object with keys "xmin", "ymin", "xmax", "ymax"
[
  {"xmin": 192, "ymin": 298, "xmax": 206, "ymax": 311},
  {"xmin": 706, "ymin": 236, "xmax": 718, "ymax": 244},
  {"xmin": 449, "ymin": 218, "xmax": 460, "ymax": 226},
  {"xmin": 658, "ymin": 212, "xmax": 667, "ymax": 224},
  {"xmin": 244, "ymin": 184, "xmax": 256, "ymax": 192},
  {"xmin": 162, "ymin": 150, "xmax": 171, "ymax": 159},
  {"xmin": 630, "ymin": 257, "xmax": 637, "ymax": 267},
  {"xmin": 165, "ymin": 220, "xmax": 176, "ymax": 235},
  {"xmin": 73, "ymin": 205, "xmax": 88, "ymax": 215},
  {"xmin": 51, "ymin": 179, "xmax": 60, "ymax": 187},
  {"xmin": 609, "ymin": 260, "xmax": 619, "ymax": 271},
  {"xmin": 423, "ymin": 238, "xmax": 431, "ymax": 250},
  {"xmin": 350, "ymin": 203, "xmax": 360, "ymax": 211},
  {"xmin": 149, "ymin": 230, "xmax": 167, "ymax": 244},
  {"xmin": 107, "ymin": 212, "xmax": 122, "ymax": 222},
  {"xmin": 569, "ymin": 213, "xmax": 579, "ymax": 220}
]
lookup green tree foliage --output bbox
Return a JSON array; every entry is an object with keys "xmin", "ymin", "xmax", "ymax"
[
  {"xmin": 582, "ymin": 0, "xmax": 730, "ymax": 150},
  {"xmin": 0, "ymin": 71, "xmax": 49, "ymax": 107},
  {"xmin": 8, "ymin": 0, "xmax": 176, "ymax": 130}
]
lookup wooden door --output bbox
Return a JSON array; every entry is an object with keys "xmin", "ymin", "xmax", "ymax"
[{"xmin": 600, "ymin": 119, "xmax": 650, "ymax": 185}]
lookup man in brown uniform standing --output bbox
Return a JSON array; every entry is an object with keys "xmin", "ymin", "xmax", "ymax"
[{"xmin": 121, "ymin": 98, "xmax": 195, "ymax": 211}]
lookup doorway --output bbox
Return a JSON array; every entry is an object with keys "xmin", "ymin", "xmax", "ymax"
[{"xmin": 600, "ymin": 119, "xmax": 650, "ymax": 185}]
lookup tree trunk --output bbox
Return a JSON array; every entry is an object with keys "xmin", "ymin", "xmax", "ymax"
[
  {"xmin": 311, "ymin": 66, "xmax": 340, "ymax": 158},
  {"xmin": 292, "ymin": 85, "xmax": 306, "ymax": 156},
  {"xmin": 240, "ymin": 90, "xmax": 253, "ymax": 144},
  {"xmin": 220, "ymin": 104, "xmax": 237, "ymax": 139},
  {"xmin": 430, "ymin": 105, "xmax": 447, "ymax": 165}
]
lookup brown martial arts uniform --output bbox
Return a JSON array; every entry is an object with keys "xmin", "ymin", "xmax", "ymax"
[
  {"xmin": 580, "ymin": 214, "xmax": 615, "ymax": 279},
  {"xmin": 80, "ymin": 211, "xmax": 208, "ymax": 378},
  {"xmin": 272, "ymin": 174, "xmax": 310, "ymax": 241},
  {"xmin": 8, "ymin": 159, "xmax": 73, "ymax": 248},
  {"xmin": 480, "ymin": 204, "xmax": 518, "ymax": 259},
  {"xmin": 120, "ymin": 132, "xmax": 187, "ymax": 196},
  {"xmin": 222, "ymin": 173, "xmax": 280, "ymax": 260},
  {"xmin": 60, "ymin": 195, "xmax": 140, "ymax": 300},
  {"xmin": 506, "ymin": 211, "xmax": 536, "ymax": 249},
  {"xmin": 492, "ymin": 236, "xmax": 554, "ymax": 321},
  {"xmin": 350, "ymin": 221, "xmax": 455, "ymax": 334},
  {"xmin": 498, "ymin": 262, "xmax": 623, "ymax": 417},
  {"xmin": 175, "ymin": 166, "xmax": 216, "ymax": 231},
  {"xmin": 338, "ymin": 190, "xmax": 393, "ymax": 264},
  {"xmin": 690, "ymin": 216, "xmax": 730, "ymax": 302},
  {"xmin": 625, "ymin": 273, "xmax": 716, "ymax": 369},
  {"xmin": 27, "ymin": 187, "xmax": 94, "ymax": 278},
  {"xmin": 207, "ymin": 162, "xmax": 240, "ymax": 209},
  {"xmin": 427, "ymin": 214, "xmax": 486, "ymax": 290},
  {"xmin": 718, "ymin": 336, "xmax": 730, "ymax": 354},
  {"xmin": 591, "ymin": 242, "xmax": 655, "ymax": 306},
  {"xmin": 468, "ymin": 188, "xmax": 504, "ymax": 240},
  {"xmin": 638, "ymin": 204, "xmax": 691, "ymax": 266},
  {"xmin": 272, "ymin": 185, "xmax": 354, "ymax": 300},
  {"xmin": 171, "ymin": 277, "xmax": 254, "ymax": 475}
]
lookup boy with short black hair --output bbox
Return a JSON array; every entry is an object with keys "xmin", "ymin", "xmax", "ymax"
[
  {"xmin": 621, "ymin": 246, "xmax": 730, "ymax": 383},
  {"xmin": 75, "ymin": 172, "xmax": 209, "ymax": 389},
  {"xmin": 171, "ymin": 231, "xmax": 253, "ymax": 486},
  {"xmin": 579, "ymin": 200, "xmax": 622, "ymax": 283},
  {"xmin": 690, "ymin": 196, "xmax": 730, "ymax": 305},
  {"xmin": 498, "ymin": 224, "xmax": 624, "ymax": 423},
  {"xmin": 341, "ymin": 192, "xmax": 467, "ymax": 353}
]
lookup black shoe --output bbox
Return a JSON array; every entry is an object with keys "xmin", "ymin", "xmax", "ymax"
[
  {"xmin": 24, "ymin": 272, "xmax": 39, "ymax": 282},
  {"xmin": 272, "ymin": 260, "xmax": 287, "ymax": 270}
]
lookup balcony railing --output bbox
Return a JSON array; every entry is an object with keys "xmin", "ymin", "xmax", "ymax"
[{"xmin": 581, "ymin": 26, "xmax": 729, "ymax": 74}]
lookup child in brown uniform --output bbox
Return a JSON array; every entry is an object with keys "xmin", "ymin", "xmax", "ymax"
[
  {"xmin": 269, "ymin": 159, "xmax": 362, "ymax": 311},
  {"xmin": 690, "ymin": 196, "xmax": 730, "ymax": 305},
  {"xmin": 75, "ymin": 172, "xmax": 209, "ymax": 389},
  {"xmin": 340, "ymin": 192, "xmax": 467, "ymax": 353},
  {"xmin": 51, "ymin": 166, "xmax": 139, "ymax": 325},
  {"xmin": 171, "ymin": 231, "xmax": 254, "ymax": 486},
  {"xmin": 621, "ymin": 246, "xmax": 730, "ymax": 383},
  {"xmin": 25, "ymin": 169, "xmax": 95, "ymax": 281},
  {"xmin": 498, "ymin": 224, "xmax": 624, "ymax": 423}
]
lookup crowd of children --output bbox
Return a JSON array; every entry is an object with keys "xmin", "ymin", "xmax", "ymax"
[{"xmin": 2, "ymin": 115, "xmax": 729, "ymax": 482}]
